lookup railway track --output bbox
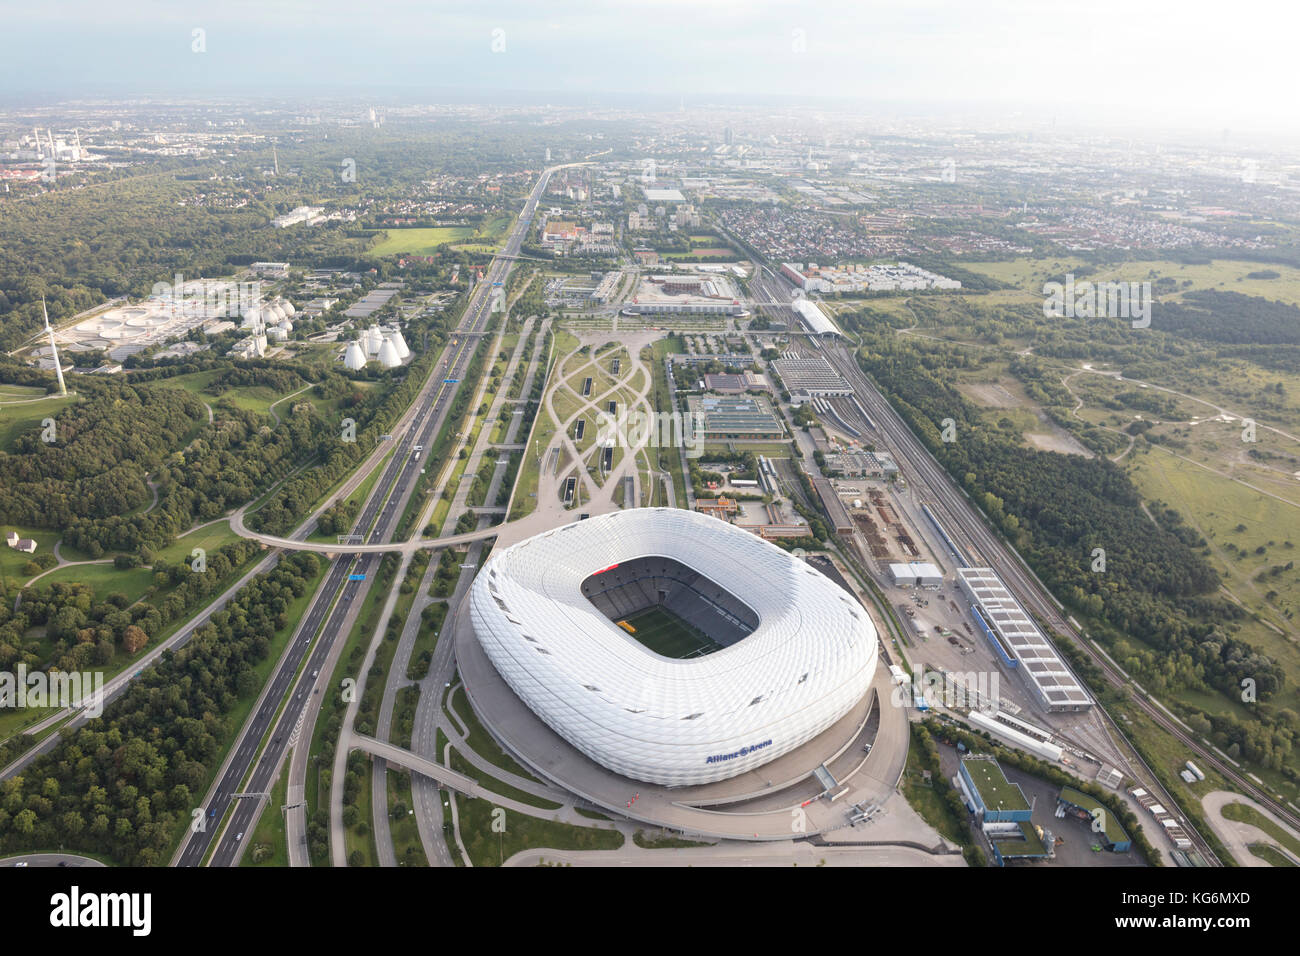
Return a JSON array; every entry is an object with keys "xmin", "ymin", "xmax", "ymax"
[
  {"xmin": 820, "ymin": 343, "xmax": 1228, "ymax": 862},
  {"xmin": 746, "ymin": 266, "xmax": 1300, "ymax": 861},
  {"xmin": 827, "ymin": 335, "xmax": 1300, "ymax": 836}
]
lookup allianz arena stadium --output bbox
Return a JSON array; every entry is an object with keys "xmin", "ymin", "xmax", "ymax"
[{"xmin": 468, "ymin": 509, "xmax": 878, "ymax": 786}]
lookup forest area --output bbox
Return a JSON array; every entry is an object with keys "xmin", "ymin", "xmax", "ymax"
[
  {"xmin": 855, "ymin": 324, "xmax": 1298, "ymax": 781},
  {"xmin": 0, "ymin": 552, "xmax": 322, "ymax": 865}
]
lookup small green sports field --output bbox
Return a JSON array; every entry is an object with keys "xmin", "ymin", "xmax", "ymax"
[
  {"xmin": 620, "ymin": 606, "xmax": 722, "ymax": 659},
  {"xmin": 367, "ymin": 226, "xmax": 479, "ymax": 256}
]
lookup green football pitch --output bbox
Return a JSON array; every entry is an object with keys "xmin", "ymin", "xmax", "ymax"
[{"xmin": 620, "ymin": 606, "xmax": 722, "ymax": 659}]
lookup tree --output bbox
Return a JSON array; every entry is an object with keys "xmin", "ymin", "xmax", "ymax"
[{"xmin": 122, "ymin": 625, "xmax": 148, "ymax": 654}]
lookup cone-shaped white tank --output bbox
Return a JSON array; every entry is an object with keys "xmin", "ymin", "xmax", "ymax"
[
  {"xmin": 344, "ymin": 339, "xmax": 367, "ymax": 370},
  {"xmin": 281, "ymin": 299, "xmax": 296, "ymax": 317},
  {"xmin": 389, "ymin": 329, "xmax": 410, "ymax": 359},
  {"xmin": 365, "ymin": 326, "xmax": 383, "ymax": 355},
  {"xmin": 377, "ymin": 336, "xmax": 401, "ymax": 368}
]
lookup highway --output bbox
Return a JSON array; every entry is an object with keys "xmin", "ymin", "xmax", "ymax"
[{"xmin": 176, "ymin": 164, "xmax": 563, "ymax": 867}]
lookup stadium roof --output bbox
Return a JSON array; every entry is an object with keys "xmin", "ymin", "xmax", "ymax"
[{"xmin": 469, "ymin": 508, "xmax": 878, "ymax": 786}]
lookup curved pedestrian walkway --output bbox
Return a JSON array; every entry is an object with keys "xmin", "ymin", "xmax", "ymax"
[{"xmin": 1202, "ymin": 790, "xmax": 1300, "ymax": 866}]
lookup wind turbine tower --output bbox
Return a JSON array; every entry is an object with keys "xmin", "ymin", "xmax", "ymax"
[{"xmin": 42, "ymin": 299, "xmax": 67, "ymax": 397}]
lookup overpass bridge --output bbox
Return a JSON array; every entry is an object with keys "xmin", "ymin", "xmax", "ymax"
[
  {"xmin": 230, "ymin": 502, "xmax": 505, "ymax": 555},
  {"xmin": 230, "ymin": 478, "xmax": 628, "ymax": 555},
  {"xmin": 349, "ymin": 732, "xmax": 483, "ymax": 798}
]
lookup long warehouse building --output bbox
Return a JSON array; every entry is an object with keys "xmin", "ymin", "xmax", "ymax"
[{"xmin": 957, "ymin": 567, "xmax": 1092, "ymax": 712}]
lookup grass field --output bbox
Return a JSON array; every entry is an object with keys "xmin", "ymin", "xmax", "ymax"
[
  {"xmin": 157, "ymin": 520, "xmax": 241, "ymax": 564},
  {"xmin": 0, "ymin": 384, "xmax": 46, "ymax": 399},
  {"xmin": 1221, "ymin": 801, "xmax": 1300, "ymax": 860},
  {"xmin": 0, "ymin": 526, "xmax": 61, "ymax": 589},
  {"xmin": 386, "ymin": 769, "xmax": 429, "ymax": 866},
  {"xmin": 406, "ymin": 603, "xmax": 446, "ymax": 680},
  {"xmin": 0, "ymin": 392, "xmax": 79, "ymax": 452},
  {"xmin": 1126, "ymin": 447, "xmax": 1300, "ymax": 719},
  {"xmin": 901, "ymin": 747, "xmax": 971, "ymax": 848},
  {"xmin": 37, "ymin": 563, "xmax": 157, "ymax": 603},
  {"xmin": 1249, "ymin": 843, "xmax": 1297, "ymax": 866},
  {"xmin": 621, "ymin": 605, "xmax": 721, "ymax": 659},
  {"xmin": 963, "ymin": 257, "xmax": 1300, "ymax": 308},
  {"xmin": 367, "ymin": 227, "xmax": 480, "ymax": 257},
  {"xmin": 154, "ymin": 369, "xmax": 295, "ymax": 418},
  {"xmin": 454, "ymin": 797, "xmax": 622, "ymax": 867},
  {"xmin": 663, "ymin": 247, "xmax": 735, "ymax": 259},
  {"xmin": 343, "ymin": 757, "xmax": 378, "ymax": 866}
]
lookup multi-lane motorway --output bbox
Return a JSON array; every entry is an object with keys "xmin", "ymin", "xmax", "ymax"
[
  {"xmin": 176, "ymin": 334, "xmax": 467, "ymax": 866},
  {"xmin": 175, "ymin": 165, "xmax": 563, "ymax": 866}
]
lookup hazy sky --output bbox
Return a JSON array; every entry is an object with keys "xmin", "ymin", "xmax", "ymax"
[{"xmin": 2, "ymin": 0, "xmax": 1291, "ymax": 132}]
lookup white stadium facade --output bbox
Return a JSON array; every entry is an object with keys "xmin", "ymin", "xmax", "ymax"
[{"xmin": 469, "ymin": 508, "xmax": 878, "ymax": 786}]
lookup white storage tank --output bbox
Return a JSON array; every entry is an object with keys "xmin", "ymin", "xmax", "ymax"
[
  {"xmin": 377, "ymin": 336, "xmax": 401, "ymax": 368},
  {"xmin": 389, "ymin": 329, "xmax": 410, "ymax": 359},
  {"xmin": 343, "ymin": 339, "xmax": 367, "ymax": 370}
]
